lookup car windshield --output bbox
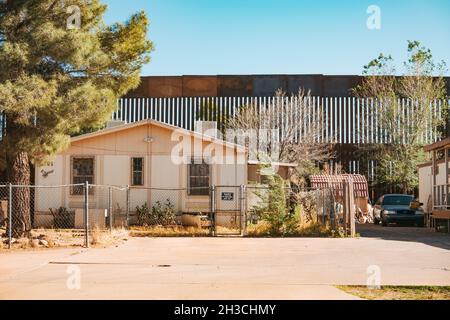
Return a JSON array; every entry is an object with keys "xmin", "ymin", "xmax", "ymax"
[{"xmin": 383, "ymin": 195, "xmax": 413, "ymax": 206}]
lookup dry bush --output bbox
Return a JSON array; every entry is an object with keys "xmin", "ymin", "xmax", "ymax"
[
  {"xmin": 17, "ymin": 238, "xmax": 31, "ymax": 249},
  {"xmin": 246, "ymin": 221, "xmax": 272, "ymax": 236},
  {"xmin": 247, "ymin": 220, "xmax": 329, "ymax": 237},
  {"xmin": 40, "ymin": 229, "xmax": 56, "ymax": 247},
  {"xmin": 226, "ymin": 89, "xmax": 332, "ymax": 186},
  {"xmin": 129, "ymin": 225, "xmax": 210, "ymax": 237},
  {"xmin": 90, "ymin": 227, "xmax": 129, "ymax": 247}
]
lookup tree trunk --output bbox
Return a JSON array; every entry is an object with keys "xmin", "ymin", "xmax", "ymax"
[{"xmin": 7, "ymin": 151, "xmax": 32, "ymax": 238}]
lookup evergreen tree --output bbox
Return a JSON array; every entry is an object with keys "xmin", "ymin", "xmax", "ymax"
[{"xmin": 0, "ymin": 0, "xmax": 153, "ymax": 237}]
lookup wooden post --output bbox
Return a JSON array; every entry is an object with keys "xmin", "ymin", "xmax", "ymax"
[
  {"xmin": 343, "ymin": 180, "xmax": 348, "ymax": 235},
  {"xmin": 348, "ymin": 177, "xmax": 355, "ymax": 237},
  {"xmin": 343, "ymin": 177, "xmax": 355, "ymax": 237}
]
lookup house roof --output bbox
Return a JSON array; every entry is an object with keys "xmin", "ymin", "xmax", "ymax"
[
  {"xmin": 424, "ymin": 137, "xmax": 450, "ymax": 152},
  {"xmin": 247, "ymin": 160, "xmax": 298, "ymax": 168},
  {"xmin": 70, "ymin": 119, "xmax": 246, "ymax": 152}
]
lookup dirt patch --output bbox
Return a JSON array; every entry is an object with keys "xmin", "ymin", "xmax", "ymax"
[{"xmin": 1, "ymin": 228, "xmax": 129, "ymax": 250}]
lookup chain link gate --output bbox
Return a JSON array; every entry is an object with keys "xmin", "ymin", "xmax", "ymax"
[{"xmin": 211, "ymin": 185, "xmax": 246, "ymax": 236}]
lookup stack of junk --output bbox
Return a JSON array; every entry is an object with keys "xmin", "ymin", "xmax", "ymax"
[{"xmin": 310, "ymin": 174, "xmax": 373, "ymax": 224}]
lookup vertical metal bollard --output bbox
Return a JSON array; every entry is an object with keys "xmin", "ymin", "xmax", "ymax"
[
  {"xmin": 126, "ymin": 185, "xmax": 130, "ymax": 227},
  {"xmin": 210, "ymin": 186, "xmax": 215, "ymax": 236},
  {"xmin": 84, "ymin": 181, "xmax": 89, "ymax": 248},
  {"xmin": 241, "ymin": 185, "xmax": 247, "ymax": 237},
  {"xmin": 108, "ymin": 186, "xmax": 113, "ymax": 231},
  {"xmin": 8, "ymin": 183, "xmax": 12, "ymax": 249}
]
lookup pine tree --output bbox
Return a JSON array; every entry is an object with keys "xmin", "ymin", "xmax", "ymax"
[{"xmin": 0, "ymin": 0, "xmax": 153, "ymax": 237}]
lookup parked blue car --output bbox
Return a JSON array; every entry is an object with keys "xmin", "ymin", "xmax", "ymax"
[{"xmin": 373, "ymin": 194, "xmax": 424, "ymax": 227}]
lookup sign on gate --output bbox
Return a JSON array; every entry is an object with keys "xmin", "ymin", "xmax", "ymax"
[{"xmin": 221, "ymin": 192, "xmax": 234, "ymax": 201}]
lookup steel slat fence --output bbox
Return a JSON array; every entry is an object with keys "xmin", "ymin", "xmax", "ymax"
[{"xmin": 112, "ymin": 96, "xmax": 450, "ymax": 145}]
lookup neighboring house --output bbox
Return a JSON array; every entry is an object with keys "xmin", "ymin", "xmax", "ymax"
[
  {"xmin": 34, "ymin": 119, "xmax": 247, "ymax": 228},
  {"xmin": 418, "ymin": 138, "xmax": 450, "ymax": 233},
  {"xmin": 247, "ymin": 160, "xmax": 297, "ymax": 183}
]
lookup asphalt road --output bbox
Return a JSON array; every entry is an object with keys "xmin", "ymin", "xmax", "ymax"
[{"xmin": 0, "ymin": 224, "xmax": 449, "ymax": 300}]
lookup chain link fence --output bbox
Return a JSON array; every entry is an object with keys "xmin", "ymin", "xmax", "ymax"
[
  {"xmin": 245, "ymin": 185, "xmax": 337, "ymax": 231},
  {"xmin": 0, "ymin": 182, "xmax": 130, "ymax": 249},
  {"xmin": 0, "ymin": 182, "xmax": 347, "ymax": 249},
  {"xmin": 128, "ymin": 187, "xmax": 213, "ymax": 231}
]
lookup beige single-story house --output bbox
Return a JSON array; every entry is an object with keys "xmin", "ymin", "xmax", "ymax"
[{"xmin": 34, "ymin": 119, "xmax": 248, "ymax": 228}]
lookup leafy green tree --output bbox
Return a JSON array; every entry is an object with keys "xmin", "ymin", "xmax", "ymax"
[
  {"xmin": 0, "ymin": 0, "xmax": 153, "ymax": 237},
  {"xmin": 353, "ymin": 41, "xmax": 448, "ymax": 193}
]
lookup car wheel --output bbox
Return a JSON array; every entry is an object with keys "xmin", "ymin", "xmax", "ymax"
[
  {"xmin": 373, "ymin": 218, "xmax": 380, "ymax": 225},
  {"xmin": 381, "ymin": 220, "xmax": 388, "ymax": 227}
]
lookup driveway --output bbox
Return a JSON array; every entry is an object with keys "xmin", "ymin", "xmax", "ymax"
[{"xmin": 0, "ymin": 225, "xmax": 449, "ymax": 300}]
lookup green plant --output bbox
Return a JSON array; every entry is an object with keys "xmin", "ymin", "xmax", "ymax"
[
  {"xmin": 136, "ymin": 202, "xmax": 151, "ymax": 226},
  {"xmin": 135, "ymin": 199, "xmax": 177, "ymax": 226},
  {"xmin": 49, "ymin": 207, "xmax": 75, "ymax": 229},
  {"xmin": 152, "ymin": 199, "xmax": 176, "ymax": 226},
  {"xmin": 331, "ymin": 227, "xmax": 347, "ymax": 238},
  {"xmin": 253, "ymin": 173, "xmax": 298, "ymax": 236}
]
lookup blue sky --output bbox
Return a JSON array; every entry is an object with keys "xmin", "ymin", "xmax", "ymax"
[{"xmin": 102, "ymin": 0, "xmax": 450, "ymax": 76}]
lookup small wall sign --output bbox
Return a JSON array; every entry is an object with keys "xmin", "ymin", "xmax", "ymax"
[{"xmin": 221, "ymin": 192, "xmax": 234, "ymax": 201}]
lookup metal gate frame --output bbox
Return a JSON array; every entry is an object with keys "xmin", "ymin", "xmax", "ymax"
[{"xmin": 210, "ymin": 185, "xmax": 246, "ymax": 236}]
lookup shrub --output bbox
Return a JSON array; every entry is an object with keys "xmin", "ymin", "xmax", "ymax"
[
  {"xmin": 135, "ymin": 199, "xmax": 177, "ymax": 226},
  {"xmin": 91, "ymin": 226, "xmax": 129, "ymax": 246},
  {"xmin": 253, "ymin": 173, "xmax": 299, "ymax": 236},
  {"xmin": 50, "ymin": 207, "xmax": 75, "ymax": 229},
  {"xmin": 136, "ymin": 202, "xmax": 151, "ymax": 226}
]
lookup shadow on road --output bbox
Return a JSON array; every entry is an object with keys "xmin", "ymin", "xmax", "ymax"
[{"xmin": 357, "ymin": 224, "xmax": 450, "ymax": 250}]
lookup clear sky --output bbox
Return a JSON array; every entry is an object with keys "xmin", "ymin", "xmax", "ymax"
[{"xmin": 102, "ymin": 0, "xmax": 450, "ymax": 76}]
